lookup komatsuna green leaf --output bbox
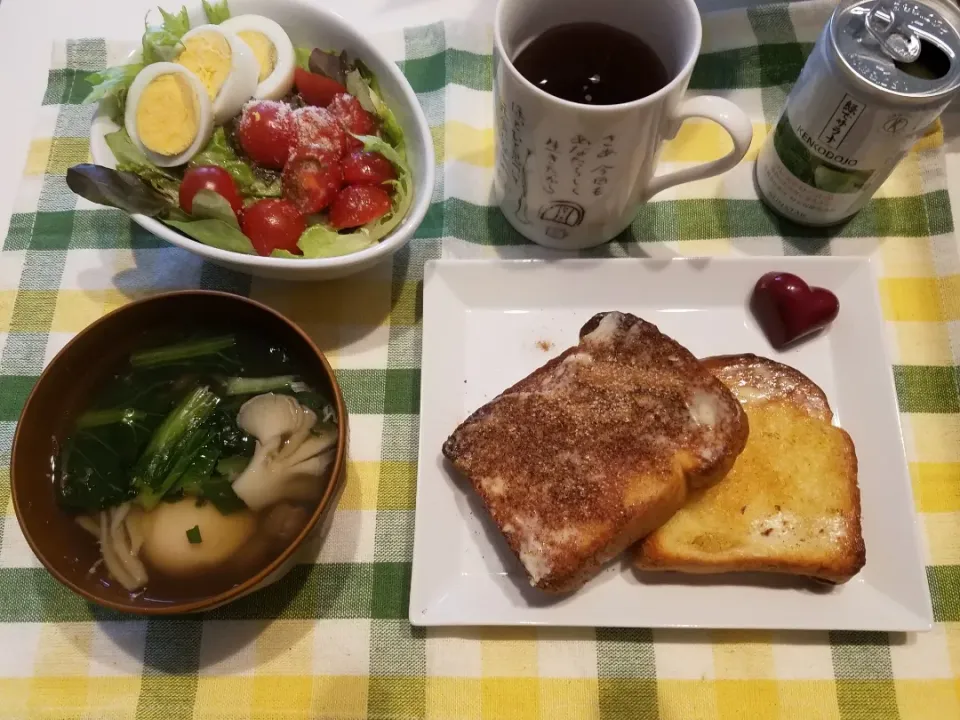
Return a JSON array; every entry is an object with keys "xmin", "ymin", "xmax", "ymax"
[
  {"xmin": 143, "ymin": 426, "xmax": 215, "ymax": 507},
  {"xmin": 192, "ymin": 474, "xmax": 247, "ymax": 514},
  {"xmin": 190, "ymin": 127, "xmax": 281, "ymax": 198},
  {"xmin": 133, "ymin": 385, "xmax": 220, "ymax": 509},
  {"xmin": 164, "ymin": 217, "xmax": 258, "ymax": 255},
  {"xmin": 202, "ymin": 0, "xmax": 231, "ymax": 24},
  {"xmin": 66, "ymin": 164, "xmax": 172, "ymax": 217},
  {"xmin": 57, "ymin": 405, "xmax": 155, "ymax": 513},
  {"xmin": 104, "ymin": 129, "xmax": 181, "ymax": 203},
  {"xmin": 174, "ymin": 429, "xmax": 222, "ymax": 500}
]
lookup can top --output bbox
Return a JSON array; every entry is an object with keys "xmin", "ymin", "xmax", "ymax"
[{"xmin": 831, "ymin": 0, "xmax": 960, "ymax": 102}]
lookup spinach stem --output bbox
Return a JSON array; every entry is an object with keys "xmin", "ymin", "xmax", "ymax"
[
  {"xmin": 223, "ymin": 375, "xmax": 308, "ymax": 396},
  {"xmin": 76, "ymin": 408, "xmax": 146, "ymax": 429},
  {"xmin": 130, "ymin": 335, "xmax": 235, "ymax": 368}
]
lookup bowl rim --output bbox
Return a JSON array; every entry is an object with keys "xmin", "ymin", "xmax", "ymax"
[
  {"xmin": 10, "ymin": 290, "xmax": 349, "ymax": 614},
  {"xmin": 89, "ymin": 0, "xmax": 436, "ymax": 271}
]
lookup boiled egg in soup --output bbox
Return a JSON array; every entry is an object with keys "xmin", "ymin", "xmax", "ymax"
[
  {"xmin": 124, "ymin": 63, "xmax": 213, "ymax": 167},
  {"xmin": 221, "ymin": 15, "xmax": 296, "ymax": 101},
  {"xmin": 176, "ymin": 24, "xmax": 259, "ymax": 124}
]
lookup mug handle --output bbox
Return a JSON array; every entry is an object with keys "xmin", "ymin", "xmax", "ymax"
[{"xmin": 644, "ymin": 96, "xmax": 754, "ymax": 199}]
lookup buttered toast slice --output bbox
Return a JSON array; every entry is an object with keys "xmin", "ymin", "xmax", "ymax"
[
  {"xmin": 634, "ymin": 354, "xmax": 865, "ymax": 583},
  {"xmin": 442, "ymin": 312, "xmax": 749, "ymax": 593}
]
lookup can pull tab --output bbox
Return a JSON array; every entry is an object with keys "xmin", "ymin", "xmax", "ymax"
[{"xmin": 865, "ymin": 0, "xmax": 921, "ymax": 62}]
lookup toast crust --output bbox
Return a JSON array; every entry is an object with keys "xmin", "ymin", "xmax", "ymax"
[
  {"xmin": 443, "ymin": 312, "xmax": 749, "ymax": 592},
  {"xmin": 634, "ymin": 354, "xmax": 865, "ymax": 584}
]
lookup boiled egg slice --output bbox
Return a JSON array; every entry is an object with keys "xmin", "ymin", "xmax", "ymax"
[
  {"xmin": 220, "ymin": 15, "xmax": 296, "ymax": 101},
  {"xmin": 176, "ymin": 24, "xmax": 259, "ymax": 125},
  {"xmin": 124, "ymin": 63, "xmax": 213, "ymax": 167}
]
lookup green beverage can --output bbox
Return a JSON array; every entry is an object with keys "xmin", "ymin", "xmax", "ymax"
[{"xmin": 755, "ymin": 0, "xmax": 960, "ymax": 226}]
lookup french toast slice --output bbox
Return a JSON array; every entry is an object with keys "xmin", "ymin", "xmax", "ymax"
[
  {"xmin": 634, "ymin": 354, "xmax": 865, "ymax": 583},
  {"xmin": 442, "ymin": 312, "xmax": 749, "ymax": 593}
]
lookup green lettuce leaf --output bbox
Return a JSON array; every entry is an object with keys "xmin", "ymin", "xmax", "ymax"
[
  {"xmin": 163, "ymin": 216, "xmax": 257, "ymax": 255},
  {"xmin": 368, "ymin": 87, "xmax": 405, "ymax": 150},
  {"xmin": 189, "ymin": 189, "xmax": 241, "ymax": 227},
  {"xmin": 83, "ymin": 63, "xmax": 144, "ymax": 121},
  {"xmin": 275, "ymin": 224, "xmax": 374, "ymax": 259},
  {"xmin": 295, "ymin": 46, "xmax": 312, "ymax": 71},
  {"xmin": 104, "ymin": 129, "xmax": 180, "ymax": 204},
  {"xmin": 202, "ymin": 0, "xmax": 231, "ymax": 24},
  {"xmin": 344, "ymin": 69, "xmax": 375, "ymax": 113},
  {"xmin": 272, "ymin": 130, "xmax": 414, "ymax": 259},
  {"xmin": 190, "ymin": 128, "xmax": 281, "ymax": 198},
  {"xmin": 86, "ymin": 5, "xmax": 192, "ymax": 117},
  {"xmin": 142, "ymin": 5, "xmax": 191, "ymax": 64},
  {"xmin": 354, "ymin": 59, "xmax": 404, "ymax": 149},
  {"xmin": 142, "ymin": 28, "xmax": 183, "ymax": 64},
  {"xmin": 354, "ymin": 134, "xmax": 413, "ymax": 242},
  {"xmin": 159, "ymin": 6, "xmax": 191, "ymax": 36}
]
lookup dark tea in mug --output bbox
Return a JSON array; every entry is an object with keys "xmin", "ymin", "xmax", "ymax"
[{"xmin": 512, "ymin": 22, "xmax": 669, "ymax": 105}]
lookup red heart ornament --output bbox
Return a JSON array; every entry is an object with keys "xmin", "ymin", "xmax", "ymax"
[{"xmin": 751, "ymin": 272, "xmax": 840, "ymax": 349}]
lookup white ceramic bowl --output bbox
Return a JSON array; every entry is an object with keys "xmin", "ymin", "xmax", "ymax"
[{"xmin": 89, "ymin": 0, "xmax": 435, "ymax": 281}]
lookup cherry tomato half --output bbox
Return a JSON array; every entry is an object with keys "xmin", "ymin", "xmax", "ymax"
[
  {"xmin": 294, "ymin": 67, "xmax": 347, "ymax": 107},
  {"xmin": 328, "ymin": 185, "xmax": 392, "ymax": 229},
  {"xmin": 292, "ymin": 106, "xmax": 347, "ymax": 159},
  {"xmin": 236, "ymin": 101, "xmax": 296, "ymax": 169},
  {"xmin": 342, "ymin": 151, "xmax": 397, "ymax": 188},
  {"xmin": 283, "ymin": 148, "xmax": 344, "ymax": 214},
  {"xmin": 328, "ymin": 93, "xmax": 376, "ymax": 151},
  {"xmin": 240, "ymin": 198, "xmax": 306, "ymax": 256},
  {"xmin": 179, "ymin": 166, "xmax": 243, "ymax": 216}
]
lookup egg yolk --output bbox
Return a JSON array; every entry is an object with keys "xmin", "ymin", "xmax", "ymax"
[
  {"xmin": 135, "ymin": 74, "xmax": 199, "ymax": 156},
  {"xmin": 239, "ymin": 30, "xmax": 276, "ymax": 82},
  {"xmin": 177, "ymin": 31, "xmax": 232, "ymax": 99}
]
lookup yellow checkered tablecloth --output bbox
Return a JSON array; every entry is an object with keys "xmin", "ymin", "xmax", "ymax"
[{"xmin": 1, "ymin": 1, "xmax": 959, "ymax": 718}]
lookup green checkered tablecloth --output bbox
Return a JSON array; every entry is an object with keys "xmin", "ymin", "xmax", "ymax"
[{"xmin": 1, "ymin": 1, "xmax": 959, "ymax": 718}]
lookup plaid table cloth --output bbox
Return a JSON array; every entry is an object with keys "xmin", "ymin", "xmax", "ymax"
[{"xmin": 1, "ymin": 1, "xmax": 959, "ymax": 718}]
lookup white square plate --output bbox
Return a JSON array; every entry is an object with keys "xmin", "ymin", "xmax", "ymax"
[{"xmin": 410, "ymin": 258, "xmax": 932, "ymax": 630}]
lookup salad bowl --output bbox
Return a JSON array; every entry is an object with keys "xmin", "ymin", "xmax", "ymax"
[{"xmin": 87, "ymin": 0, "xmax": 434, "ymax": 280}]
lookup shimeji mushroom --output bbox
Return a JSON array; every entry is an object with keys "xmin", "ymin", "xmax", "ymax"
[
  {"xmin": 231, "ymin": 393, "xmax": 337, "ymax": 510},
  {"xmin": 76, "ymin": 504, "xmax": 149, "ymax": 591},
  {"xmin": 93, "ymin": 503, "xmax": 149, "ymax": 592}
]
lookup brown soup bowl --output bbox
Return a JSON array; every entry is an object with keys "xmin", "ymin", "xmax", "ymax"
[{"xmin": 11, "ymin": 291, "xmax": 347, "ymax": 614}]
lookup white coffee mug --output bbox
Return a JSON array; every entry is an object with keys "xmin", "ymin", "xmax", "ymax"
[{"xmin": 493, "ymin": 0, "xmax": 754, "ymax": 250}]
